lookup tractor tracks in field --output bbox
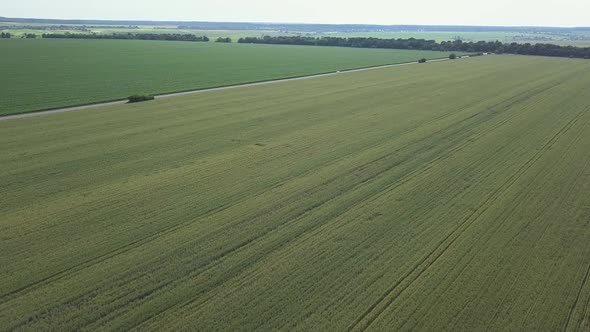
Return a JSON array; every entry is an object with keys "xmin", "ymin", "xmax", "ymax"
[
  {"xmin": 2, "ymin": 106, "xmax": 480, "ymax": 329},
  {"xmin": 124, "ymin": 78, "xmax": 565, "ymax": 330},
  {"xmin": 563, "ymin": 261, "xmax": 590, "ymax": 332},
  {"xmin": 2, "ymin": 107, "xmax": 470, "ymax": 328},
  {"xmin": 346, "ymin": 85, "xmax": 586, "ymax": 332},
  {"xmin": 6, "ymin": 69, "xmax": 561, "ymax": 330},
  {"xmin": 70, "ymin": 78, "xmax": 525, "ymax": 330},
  {"xmin": 562, "ymin": 107, "xmax": 590, "ymax": 332},
  {"xmin": 563, "ymin": 118, "xmax": 590, "ymax": 331}
]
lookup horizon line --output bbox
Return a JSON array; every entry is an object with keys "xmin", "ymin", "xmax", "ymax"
[{"xmin": 2, "ymin": 16, "xmax": 589, "ymax": 29}]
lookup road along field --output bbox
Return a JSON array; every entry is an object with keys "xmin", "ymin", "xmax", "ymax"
[
  {"xmin": 1, "ymin": 55, "xmax": 590, "ymax": 331},
  {"xmin": 0, "ymin": 39, "xmax": 451, "ymax": 116}
]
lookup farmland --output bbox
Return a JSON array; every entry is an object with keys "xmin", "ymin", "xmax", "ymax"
[
  {"xmin": 1, "ymin": 55, "xmax": 590, "ymax": 330},
  {"xmin": 3, "ymin": 21, "xmax": 590, "ymax": 46},
  {"xmin": 323, "ymin": 31, "xmax": 590, "ymax": 46},
  {"xmin": 0, "ymin": 39, "xmax": 451, "ymax": 115}
]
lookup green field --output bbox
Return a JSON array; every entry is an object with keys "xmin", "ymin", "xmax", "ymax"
[
  {"xmin": 0, "ymin": 39, "xmax": 451, "ymax": 116},
  {"xmin": 2, "ymin": 55, "xmax": 590, "ymax": 330},
  {"xmin": 326, "ymin": 31, "xmax": 590, "ymax": 46},
  {"xmin": 0, "ymin": 26, "xmax": 290, "ymax": 40}
]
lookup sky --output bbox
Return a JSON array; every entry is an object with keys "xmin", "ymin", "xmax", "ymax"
[{"xmin": 3, "ymin": 0, "xmax": 589, "ymax": 27}]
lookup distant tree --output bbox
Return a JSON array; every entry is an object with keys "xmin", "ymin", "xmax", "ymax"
[
  {"xmin": 216, "ymin": 37, "xmax": 232, "ymax": 43},
  {"xmin": 41, "ymin": 32, "xmax": 210, "ymax": 42},
  {"xmin": 236, "ymin": 35, "xmax": 590, "ymax": 59},
  {"xmin": 418, "ymin": 58, "xmax": 427, "ymax": 63},
  {"xmin": 0, "ymin": 32, "xmax": 11, "ymax": 38},
  {"xmin": 22, "ymin": 33, "xmax": 37, "ymax": 39},
  {"xmin": 449, "ymin": 53, "xmax": 457, "ymax": 59}
]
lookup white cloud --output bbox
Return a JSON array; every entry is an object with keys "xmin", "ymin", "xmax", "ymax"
[{"xmin": 4, "ymin": 0, "xmax": 589, "ymax": 27}]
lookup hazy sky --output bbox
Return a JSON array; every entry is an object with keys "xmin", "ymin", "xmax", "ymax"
[{"xmin": 4, "ymin": 0, "xmax": 589, "ymax": 27}]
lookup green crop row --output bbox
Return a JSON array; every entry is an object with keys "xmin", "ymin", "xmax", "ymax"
[{"xmin": 0, "ymin": 39, "xmax": 452, "ymax": 116}]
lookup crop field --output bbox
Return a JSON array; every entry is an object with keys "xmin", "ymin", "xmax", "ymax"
[
  {"xmin": 0, "ymin": 23, "xmax": 590, "ymax": 47},
  {"xmin": 327, "ymin": 31, "xmax": 590, "ymax": 46},
  {"xmin": 0, "ymin": 39, "xmax": 450, "ymax": 116},
  {"xmin": 4, "ymin": 23, "xmax": 590, "ymax": 46},
  {"xmin": 0, "ymin": 26, "xmax": 293, "ymax": 40},
  {"xmin": 2, "ymin": 55, "xmax": 590, "ymax": 331}
]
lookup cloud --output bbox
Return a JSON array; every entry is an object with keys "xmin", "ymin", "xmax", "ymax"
[{"xmin": 4, "ymin": 0, "xmax": 589, "ymax": 27}]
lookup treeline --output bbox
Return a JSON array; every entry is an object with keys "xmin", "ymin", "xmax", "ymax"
[
  {"xmin": 1, "ymin": 32, "xmax": 37, "ymax": 39},
  {"xmin": 41, "ymin": 33, "xmax": 210, "ymax": 42},
  {"xmin": 0, "ymin": 24, "xmax": 91, "ymax": 31},
  {"xmin": 237, "ymin": 36, "xmax": 590, "ymax": 59}
]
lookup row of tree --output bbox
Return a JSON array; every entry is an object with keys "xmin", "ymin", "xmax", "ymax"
[
  {"xmin": 215, "ymin": 37, "xmax": 232, "ymax": 43},
  {"xmin": 237, "ymin": 36, "xmax": 590, "ymax": 59},
  {"xmin": 0, "ymin": 32, "xmax": 38, "ymax": 38},
  {"xmin": 41, "ymin": 33, "xmax": 210, "ymax": 42}
]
